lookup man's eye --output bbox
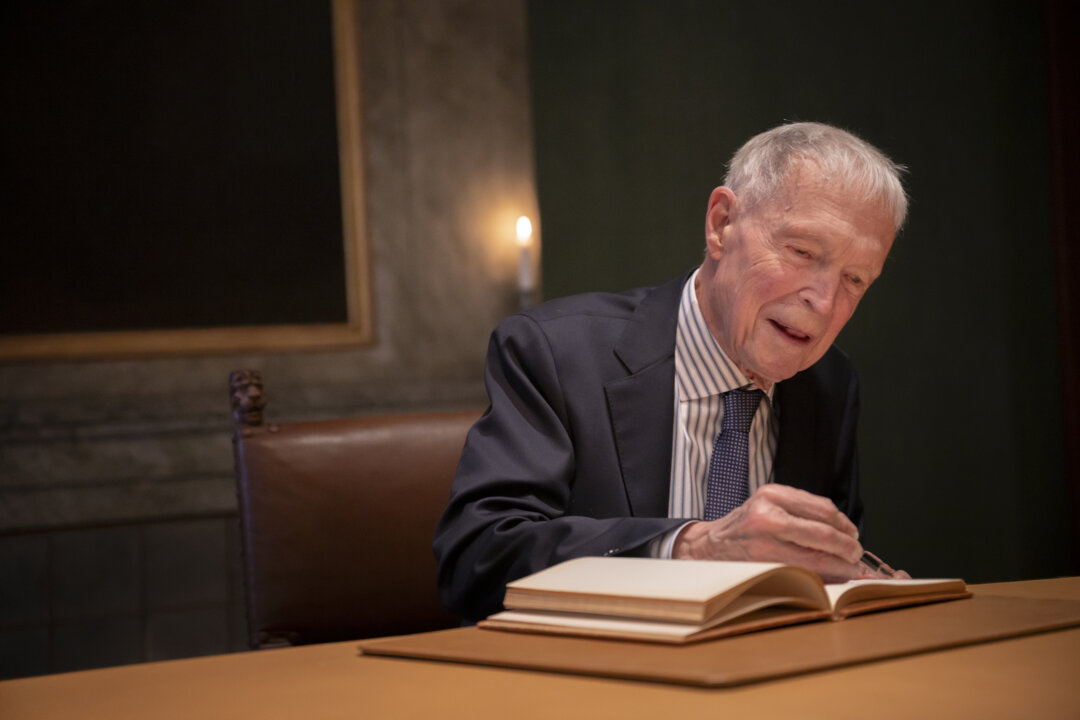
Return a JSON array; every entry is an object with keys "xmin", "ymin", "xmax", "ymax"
[
  {"xmin": 791, "ymin": 247, "xmax": 811, "ymax": 258},
  {"xmin": 846, "ymin": 274, "xmax": 864, "ymax": 287}
]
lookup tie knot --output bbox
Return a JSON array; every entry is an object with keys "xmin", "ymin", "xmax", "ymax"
[{"xmin": 721, "ymin": 388, "xmax": 764, "ymax": 434}]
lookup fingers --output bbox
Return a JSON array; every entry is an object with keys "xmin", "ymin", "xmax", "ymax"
[
  {"xmin": 673, "ymin": 519, "xmax": 859, "ymax": 580},
  {"xmin": 741, "ymin": 486, "xmax": 863, "ymax": 563},
  {"xmin": 778, "ymin": 543, "xmax": 863, "ymax": 583},
  {"xmin": 753, "ymin": 484, "xmax": 859, "ymax": 538},
  {"xmin": 769, "ymin": 511, "xmax": 863, "ymax": 564},
  {"xmin": 854, "ymin": 566, "xmax": 911, "ymax": 580},
  {"xmin": 726, "ymin": 532, "xmax": 862, "ymax": 582},
  {"xmin": 671, "ymin": 484, "xmax": 864, "ymax": 581}
]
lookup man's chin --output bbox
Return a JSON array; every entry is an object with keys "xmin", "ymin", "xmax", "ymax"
[
  {"xmin": 743, "ymin": 361, "xmax": 803, "ymax": 389},
  {"xmin": 739, "ymin": 342, "xmax": 825, "ymax": 387}
]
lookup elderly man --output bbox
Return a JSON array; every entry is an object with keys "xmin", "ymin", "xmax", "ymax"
[{"xmin": 434, "ymin": 122, "xmax": 907, "ymax": 622}]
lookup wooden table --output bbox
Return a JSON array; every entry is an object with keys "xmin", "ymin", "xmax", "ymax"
[{"xmin": 2, "ymin": 578, "xmax": 1078, "ymax": 720}]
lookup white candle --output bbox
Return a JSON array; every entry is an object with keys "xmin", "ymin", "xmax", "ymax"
[{"xmin": 516, "ymin": 216, "xmax": 534, "ymax": 293}]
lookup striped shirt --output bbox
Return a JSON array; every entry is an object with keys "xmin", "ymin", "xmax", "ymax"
[{"xmin": 651, "ymin": 270, "xmax": 778, "ymax": 557}]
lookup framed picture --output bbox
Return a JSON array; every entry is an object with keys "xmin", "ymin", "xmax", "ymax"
[{"xmin": 0, "ymin": 0, "xmax": 372, "ymax": 359}]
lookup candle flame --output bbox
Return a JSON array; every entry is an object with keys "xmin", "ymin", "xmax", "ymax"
[{"xmin": 516, "ymin": 216, "xmax": 533, "ymax": 246}]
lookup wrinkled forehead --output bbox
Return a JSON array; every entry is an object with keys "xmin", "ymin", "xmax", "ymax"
[{"xmin": 755, "ymin": 161, "xmax": 897, "ymax": 235}]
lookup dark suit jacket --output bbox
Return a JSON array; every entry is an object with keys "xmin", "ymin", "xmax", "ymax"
[{"xmin": 433, "ymin": 272, "xmax": 863, "ymax": 621}]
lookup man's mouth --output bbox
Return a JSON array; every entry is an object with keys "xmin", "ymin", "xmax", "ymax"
[{"xmin": 769, "ymin": 319, "xmax": 811, "ymax": 343}]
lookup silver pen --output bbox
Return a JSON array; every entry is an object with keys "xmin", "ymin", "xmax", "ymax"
[{"xmin": 859, "ymin": 550, "xmax": 896, "ymax": 578}]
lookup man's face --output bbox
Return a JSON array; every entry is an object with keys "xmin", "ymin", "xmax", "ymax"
[{"xmin": 697, "ymin": 164, "xmax": 895, "ymax": 388}]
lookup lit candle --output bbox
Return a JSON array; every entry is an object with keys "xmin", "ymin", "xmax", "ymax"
[{"xmin": 516, "ymin": 215, "xmax": 534, "ymax": 295}]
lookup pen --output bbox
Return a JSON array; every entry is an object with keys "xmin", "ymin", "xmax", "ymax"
[{"xmin": 859, "ymin": 550, "xmax": 896, "ymax": 578}]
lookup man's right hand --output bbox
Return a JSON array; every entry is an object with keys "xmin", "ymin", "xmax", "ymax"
[{"xmin": 671, "ymin": 484, "xmax": 863, "ymax": 583}]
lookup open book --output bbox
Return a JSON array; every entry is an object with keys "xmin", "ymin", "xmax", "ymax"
[{"xmin": 479, "ymin": 557, "xmax": 970, "ymax": 644}]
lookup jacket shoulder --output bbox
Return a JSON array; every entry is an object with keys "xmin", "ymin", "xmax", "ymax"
[{"xmin": 519, "ymin": 285, "xmax": 652, "ymax": 325}]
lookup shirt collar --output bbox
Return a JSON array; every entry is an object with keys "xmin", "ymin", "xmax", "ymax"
[{"xmin": 675, "ymin": 269, "xmax": 775, "ymax": 402}]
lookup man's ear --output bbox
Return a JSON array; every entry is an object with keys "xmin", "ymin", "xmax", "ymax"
[{"xmin": 704, "ymin": 186, "xmax": 736, "ymax": 260}]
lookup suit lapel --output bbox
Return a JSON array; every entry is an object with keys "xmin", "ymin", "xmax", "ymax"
[
  {"xmin": 605, "ymin": 361, "xmax": 675, "ymax": 516},
  {"xmin": 604, "ymin": 273, "xmax": 688, "ymax": 517}
]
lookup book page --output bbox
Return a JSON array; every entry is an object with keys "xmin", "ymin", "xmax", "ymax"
[
  {"xmin": 503, "ymin": 557, "xmax": 829, "ymax": 624},
  {"xmin": 825, "ymin": 578, "xmax": 967, "ymax": 613},
  {"xmin": 486, "ymin": 591, "xmax": 823, "ymax": 642},
  {"xmin": 487, "ymin": 610, "xmax": 707, "ymax": 640},
  {"xmin": 507, "ymin": 557, "xmax": 789, "ymax": 603}
]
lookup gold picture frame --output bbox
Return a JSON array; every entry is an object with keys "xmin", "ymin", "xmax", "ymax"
[{"xmin": 0, "ymin": 0, "xmax": 371, "ymax": 360}]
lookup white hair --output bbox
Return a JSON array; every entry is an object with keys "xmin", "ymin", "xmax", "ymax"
[{"xmin": 724, "ymin": 122, "xmax": 909, "ymax": 231}]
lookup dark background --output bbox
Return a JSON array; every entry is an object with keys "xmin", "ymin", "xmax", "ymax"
[
  {"xmin": 1, "ymin": 0, "xmax": 346, "ymax": 334},
  {"xmin": 528, "ymin": 0, "xmax": 1076, "ymax": 583}
]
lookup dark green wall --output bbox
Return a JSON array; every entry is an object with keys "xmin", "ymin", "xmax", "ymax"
[{"xmin": 528, "ymin": 0, "xmax": 1074, "ymax": 582}]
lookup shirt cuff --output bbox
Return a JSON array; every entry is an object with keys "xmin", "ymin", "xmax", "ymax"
[{"xmin": 646, "ymin": 521, "xmax": 697, "ymax": 559}]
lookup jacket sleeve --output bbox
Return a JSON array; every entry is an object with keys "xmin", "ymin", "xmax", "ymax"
[{"xmin": 432, "ymin": 313, "xmax": 683, "ymax": 622}]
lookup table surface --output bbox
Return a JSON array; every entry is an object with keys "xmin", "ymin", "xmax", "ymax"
[{"xmin": 2, "ymin": 577, "xmax": 1079, "ymax": 720}]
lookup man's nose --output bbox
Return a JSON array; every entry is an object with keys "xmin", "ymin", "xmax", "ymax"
[{"xmin": 798, "ymin": 272, "xmax": 839, "ymax": 315}]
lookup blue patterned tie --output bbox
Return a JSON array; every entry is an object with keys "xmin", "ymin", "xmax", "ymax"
[{"xmin": 704, "ymin": 388, "xmax": 765, "ymax": 521}]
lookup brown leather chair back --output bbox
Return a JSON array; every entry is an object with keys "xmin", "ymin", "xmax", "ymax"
[{"xmin": 229, "ymin": 371, "xmax": 477, "ymax": 647}]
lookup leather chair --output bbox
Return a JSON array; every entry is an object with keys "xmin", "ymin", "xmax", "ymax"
[{"xmin": 228, "ymin": 370, "xmax": 477, "ymax": 648}]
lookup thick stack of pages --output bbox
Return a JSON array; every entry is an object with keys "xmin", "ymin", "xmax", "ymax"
[{"xmin": 480, "ymin": 557, "xmax": 969, "ymax": 644}]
